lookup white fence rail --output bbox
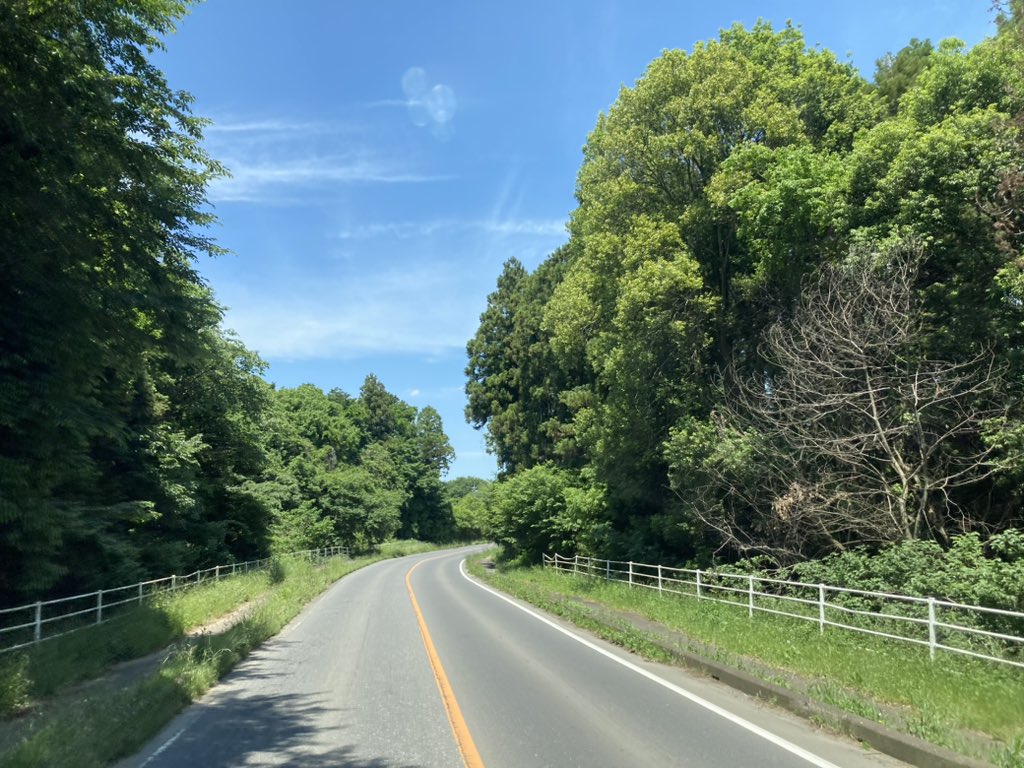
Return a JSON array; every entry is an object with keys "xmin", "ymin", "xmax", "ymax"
[
  {"xmin": 543, "ymin": 553, "xmax": 1024, "ymax": 670},
  {"xmin": 0, "ymin": 546, "xmax": 350, "ymax": 654}
]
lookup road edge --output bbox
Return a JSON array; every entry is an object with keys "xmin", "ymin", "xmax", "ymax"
[{"xmin": 463, "ymin": 560, "xmax": 996, "ymax": 768}]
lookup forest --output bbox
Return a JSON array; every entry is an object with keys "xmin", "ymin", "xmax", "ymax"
[
  {"xmin": 0, "ymin": 1, "xmax": 457, "ymax": 605},
  {"xmin": 465, "ymin": 5, "xmax": 1024, "ymax": 583},
  {"xmin": 5, "ymin": 0, "xmax": 1024, "ymax": 610}
]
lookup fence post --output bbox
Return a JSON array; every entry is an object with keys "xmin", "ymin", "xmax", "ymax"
[
  {"xmin": 658, "ymin": 564, "xmax": 663, "ymax": 595},
  {"xmin": 171, "ymin": 574, "xmax": 176, "ymax": 590},
  {"xmin": 628, "ymin": 561, "xmax": 634, "ymax": 587},
  {"xmin": 215, "ymin": 565, "xmax": 221, "ymax": 581},
  {"xmin": 97, "ymin": 590, "xmax": 104, "ymax": 624},
  {"xmin": 928, "ymin": 598, "xmax": 937, "ymax": 660},
  {"xmin": 138, "ymin": 582, "xmax": 144, "ymax": 605},
  {"xmin": 232, "ymin": 563, "xmax": 237, "ymax": 576},
  {"xmin": 573, "ymin": 555, "xmax": 579, "ymax": 575},
  {"xmin": 818, "ymin": 584, "xmax": 826, "ymax": 634},
  {"xmin": 748, "ymin": 576, "xmax": 754, "ymax": 619},
  {"xmin": 34, "ymin": 601, "xmax": 42, "ymax": 644},
  {"xmin": 696, "ymin": 569, "xmax": 702, "ymax": 601},
  {"xmin": 605, "ymin": 559, "xmax": 610, "ymax": 581}
]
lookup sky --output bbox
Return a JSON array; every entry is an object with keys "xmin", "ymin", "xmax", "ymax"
[{"xmin": 154, "ymin": 0, "xmax": 998, "ymax": 481}]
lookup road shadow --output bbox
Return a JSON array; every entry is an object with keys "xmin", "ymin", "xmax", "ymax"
[{"xmin": 146, "ymin": 674, "xmax": 426, "ymax": 768}]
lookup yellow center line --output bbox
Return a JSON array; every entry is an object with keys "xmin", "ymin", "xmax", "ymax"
[{"xmin": 406, "ymin": 557, "xmax": 486, "ymax": 768}]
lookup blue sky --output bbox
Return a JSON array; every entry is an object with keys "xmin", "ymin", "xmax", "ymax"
[{"xmin": 156, "ymin": 0, "xmax": 996, "ymax": 481}]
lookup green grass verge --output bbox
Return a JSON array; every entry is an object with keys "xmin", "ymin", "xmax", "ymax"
[
  {"xmin": 376, "ymin": 539, "xmax": 450, "ymax": 558},
  {"xmin": 468, "ymin": 554, "xmax": 1024, "ymax": 767},
  {"xmin": 8, "ymin": 569, "xmax": 272, "ymax": 703},
  {"xmin": 0, "ymin": 544, "xmax": 450, "ymax": 767}
]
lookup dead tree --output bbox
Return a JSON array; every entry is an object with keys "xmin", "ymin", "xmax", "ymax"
[{"xmin": 701, "ymin": 244, "xmax": 1005, "ymax": 560}]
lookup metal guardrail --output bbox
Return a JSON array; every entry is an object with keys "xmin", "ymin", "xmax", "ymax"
[
  {"xmin": 543, "ymin": 553, "xmax": 1024, "ymax": 669},
  {"xmin": 0, "ymin": 546, "xmax": 350, "ymax": 654}
]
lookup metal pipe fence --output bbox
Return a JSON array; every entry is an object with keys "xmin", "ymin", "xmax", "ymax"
[
  {"xmin": 0, "ymin": 546, "xmax": 350, "ymax": 654},
  {"xmin": 543, "ymin": 553, "xmax": 1024, "ymax": 670}
]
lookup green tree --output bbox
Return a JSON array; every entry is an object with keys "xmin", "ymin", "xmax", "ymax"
[
  {"xmin": 355, "ymin": 374, "xmax": 416, "ymax": 444},
  {"xmin": 469, "ymin": 18, "xmax": 1024, "ymax": 565},
  {"xmin": 874, "ymin": 38, "xmax": 934, "ymax": 114},
  {"xmin": 264, "ymin": 380, "xmax": 455, "ymax": 549},
  {"xmin": 445, "ymin": 477, "xmax": 493, "ymax": 540},
  {"xmin": 466, "ymin": 248, "xmax": 582, "ymax": 475},
  {"xmin": 0, "ymin": 0, "xmax": 233, "ymax": 601},
  {"xmin": 540, "ymin": 21, "xmax": 876, "ymax": 560}
]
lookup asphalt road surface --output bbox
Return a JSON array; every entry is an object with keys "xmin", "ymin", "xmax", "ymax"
[{"xmin": 120, "ymin": 547, "xmax": 907, "ymax": 768}]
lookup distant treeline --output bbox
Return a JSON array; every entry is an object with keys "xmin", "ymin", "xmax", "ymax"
[
  {"xmin": 465, "ymin": 10, "xmax": 1024, "ymax": 567},
  {"xmin": 0, "ymin": 1, "xmax": 455, "ymax": 605}
]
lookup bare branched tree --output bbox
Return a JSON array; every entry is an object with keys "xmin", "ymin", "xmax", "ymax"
[{"xmin": 696, "ymin": 244, "xmax": 1006, "ymax": 561}]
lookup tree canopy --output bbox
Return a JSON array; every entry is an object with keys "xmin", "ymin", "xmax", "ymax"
[
  {"xmin": 466, "ymin": 15, "xmax": 1024, "ymax": 565},
  {"xmin": 0, "ymin": 0, "xmax": 457, "ymax": 604}
]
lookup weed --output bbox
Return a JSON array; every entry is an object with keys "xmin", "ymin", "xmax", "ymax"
[
  {"xmin": 996, "ymin": 734, "xmax": 1024, "ymax": 768},
  {"xmin": 376, "ymin": 540, "xmax": 446, "ymax": 558},
  {"xmin": 0, "ymin": 654, "xmax": 29, "ymax": 716},
  {"xmin": 267, "ymin": 557, "xmax": 286, "ymax": 585}
]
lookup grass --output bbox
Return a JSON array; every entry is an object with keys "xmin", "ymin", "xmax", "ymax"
[
  {"xmin": 15, "ymin": 569, "xmax": 271, "ymax": 701},
  {"xmin": 468, "ymin": 554, "xmax": 1024, "ymax": 766},
  {"xmin": 376, "ymin": 539, "xmax": 449, "ymax": 558},
  {"xmin": 0, "ymin": 543, "xmax": 449, "ymax": 767}
]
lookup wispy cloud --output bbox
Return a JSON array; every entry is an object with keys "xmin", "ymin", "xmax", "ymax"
[
  {"xmin": 336, "ymin": 218, "xmax": 566, "ymax": 240},
  {"xmin": 219, "ymin": 265, "xmax": 476, "ymax": 360},
  {"xmin": 205, "ymin": 119, "xmax": 329, "ymax": 134},
  {"xmin": 202, "ymin": 114, "xmax": 447, "ymax": 203},
  {"xmin": 210, "ymin": 157, "xmax": 450, "ymax": 202}
]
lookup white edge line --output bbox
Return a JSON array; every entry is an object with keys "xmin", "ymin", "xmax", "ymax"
[
  {"xmin": 140, "ymin": 727, "xmax": 186, "ymax": 766},
  {"xmin": 458, "ymin": 559, "xmax": 842, "ymax": 768}
]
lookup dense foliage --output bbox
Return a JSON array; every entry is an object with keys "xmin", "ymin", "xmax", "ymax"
[
  {"xmin": 467, "ymin": 11, "xmax": 1024, "ymax": 567},
  {"xmin": 0, "ymin": 1, "xmax": 455, "ymax": 605},
  {"xmin": 263, "ymin": 378, "xmax": 456, "ymax": 554}
]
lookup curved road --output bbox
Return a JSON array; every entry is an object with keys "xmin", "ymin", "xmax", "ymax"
[{"xmin": 120, "ymin": 547, "xmax": 905, "ymax": 768}]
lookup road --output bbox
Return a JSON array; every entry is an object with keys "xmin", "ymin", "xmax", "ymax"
[{"xmin": 120, "ymin": 547, "xmax": 906, "ymax": 768}]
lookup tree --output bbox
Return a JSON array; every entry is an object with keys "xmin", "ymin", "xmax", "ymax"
[
  {"xmin": 874, "ymin": 38, "xmax": 934, "ymax": 114},
  {"xmin": 991, "ymin": 2, "xmax": 1024, "ymax": 291},
  {"xmin": 466, "ymin": 19, "xmax": 1024, "ymax": 566},
  {"xmin": 671, "ymin": 245, "xmax": 1006, "ymax": 561},
  {"xmin": 466, "ymin": 249, "xmax": 581, "ymax": 476},
  {"xmin": 445, "ymin": 477, "xmax": 493, "ymax": 540},
  {"xmin": 355, "ymin": 374, "xmax": 415, "ymax": 444},
  {"xmin": 263, "ymin": 380, "xmax": 456, "ymax": 549},
  {"xmin": 392, "ymin": 406, "xmax": 455, "ymax": 541},
  {"xmin": 0, "ymin": 0, "xmax": 232, "ymax": 601},
  {"xmin": 538, "ymin": 21, "xmax": 876, "ymax": 559}
]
